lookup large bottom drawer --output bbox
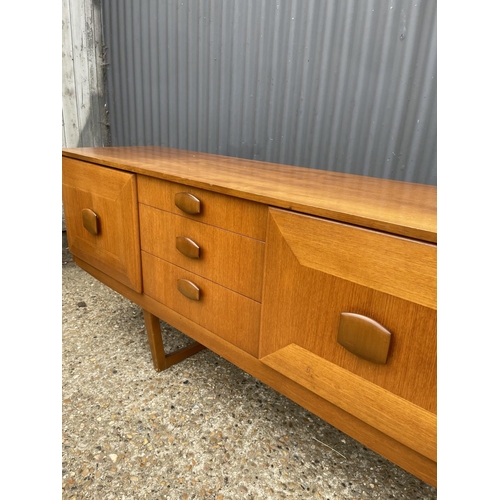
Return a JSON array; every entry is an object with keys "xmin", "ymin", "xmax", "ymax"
[{"xmin": 142, "ymin": 251, "xmax": 261, "ymax": 357}]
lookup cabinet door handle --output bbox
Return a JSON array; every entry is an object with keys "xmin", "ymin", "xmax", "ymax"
[
  {"xmin": 174, "ymin": 192, "xmax": 201, "ymax": 215},
  {"xmin": 177, "ymin": 279, "xmax": 201, "ymax": 301},
  {"xmin": 176, "ymin": 236, "xmax": 200, "ymax": 259},
  {"xmin": 337, "ymin": 312, "xmax": 391, "ymax": 364},
  {"xmin": 82, "ymin": 208, "xmax": 100, "ymax": 235}
]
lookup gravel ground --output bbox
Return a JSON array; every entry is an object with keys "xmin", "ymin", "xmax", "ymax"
[{"xmin": 62, "ymin": 232, "xmax": 437, "ymax": 499}]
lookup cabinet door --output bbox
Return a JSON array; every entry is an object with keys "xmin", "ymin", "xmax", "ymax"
[
  {"xmin": 260, "ymin": 208, "xmax": 436, "ymax": 461},
  {"xmin": 62, "ymin": 158, "xmax": 142, "ymax": 292}
]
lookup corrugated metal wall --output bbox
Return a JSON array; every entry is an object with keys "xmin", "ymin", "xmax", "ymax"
[{"xmin": 102, "ymin": 0, "xmax": 436, "ymax": 185}]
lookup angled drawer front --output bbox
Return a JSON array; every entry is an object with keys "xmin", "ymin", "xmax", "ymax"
[
  {"xmin": 139, "ymin": 204, "xmax": 265, "ymax": 301},
  {"xmin": 260, "ymin": 208, "xmax": 437, "ymax": 461},
  {"xmin": 142, "ymin": 252, "xmax": 261, "ymax": 356},
  {"xmin": 137, "ymin": 175, "xmax": 268, "ymax": 240},
  {"xmin": 62, "ymin": 158, "xmax": 142, "ymax": 292}
]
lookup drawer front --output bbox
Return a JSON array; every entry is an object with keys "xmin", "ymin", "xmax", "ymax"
[
  {"xmin": 260, "ymin": 210, "xmax": 437, "ymax": 406},
  {"xmin": 260, "ymin": 209, "xmax": 436, "ymax": 458},
  {"xmin": 142, "ymin": 252, "xmax": 261, "ymax": 357},
  {"xmin": 137, "ymin": 175, "xmax": 268, "ymax": 240},
  {"xmin": 139, "ymin": 204, "xmax": 265, "ymax": 301},
  {"xmin": 266, "ymin": 209, "xmax": 436, "ymax": 309},
  {"xmin": 62, "ymin": 158, "xmax": 142, "ymax": 292}
]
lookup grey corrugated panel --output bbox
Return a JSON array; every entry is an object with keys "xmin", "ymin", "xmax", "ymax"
[{"xmin": 101, "ymin": 0, "xmax": 436, "ymax": 185}]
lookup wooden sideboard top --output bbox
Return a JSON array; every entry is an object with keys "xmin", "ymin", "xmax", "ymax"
[{"xmin": 62, "ymin": 146, "xmax": 437, "ymax": 243}]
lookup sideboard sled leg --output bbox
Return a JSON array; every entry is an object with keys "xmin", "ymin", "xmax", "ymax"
[{"xmin": 142, "ymin": 309, "xmax": 205, "ymax": 372}]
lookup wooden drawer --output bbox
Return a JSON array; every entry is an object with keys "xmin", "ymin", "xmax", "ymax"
[
  {"xmin": 139, "ymin": 204, "xmax": 265, "ymax": 301},
  {"xmin": 137, "ymin": 175, "xmax": 268, "ymax": 240},
  {"xmin": 62, "ymin": 158, "xmax": 142, "ymax": 292},
  {"xmin": 142, "ymin": 252, "xmax": 261, "ymax": 357},
  {"xmin": 260, "ymin": 209, "xmax": 436, "ymax": 460}
]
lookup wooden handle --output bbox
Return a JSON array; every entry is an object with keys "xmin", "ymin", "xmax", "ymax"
[
  {"xmin": 177, "ymin": 279, "xmax": 201, "ymax": 301},
  {"xmin": 337, "ymin": 312, "xmax": 391, "ymax": 364},
  {"xmin": 176, "ymin": 236, "xmax": 200, "ymax": 259},
  {"xmin": 174, "ymin": 192, "xmax": 201, "ymax": 214},
  {"xmin": 82, "ymin": 208, "xmax": 100, "ymax": 235}
]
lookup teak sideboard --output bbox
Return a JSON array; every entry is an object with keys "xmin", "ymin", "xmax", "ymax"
[{"xmin": 62, "ymin": 146, "xmax": 437, "ymax": 486}]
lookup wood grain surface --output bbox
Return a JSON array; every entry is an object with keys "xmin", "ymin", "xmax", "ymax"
[
  {"xmin": 261, "ymin": 344, "xmax": 436, "ymax": 461},
  {"xmin": 137, "ymin": 175, "xmax": 268, "ymax": 240},
  {"xmin": 268, "ymin": 208, "xmax": 436, "ymax": 309},
  {"xmin": 63, "ymin": 146, "xmax": 436, "ymax": 242},
  {"xmin": 62, "ymin": 157, "xmax": 142, "ymax": 292},
  {"xmin": 139, "ymin": 204, "xmax": 265, "ymax": 301},
  {"xmin": 260, "ymin": 209, "xmax": 437, "ymax": 412},
  {"xmin": 141, "ymin": 252, "xmax": 261, "ymax": 357}
]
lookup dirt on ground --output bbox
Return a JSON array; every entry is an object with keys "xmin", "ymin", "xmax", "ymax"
[{"xmin": 62, "ymin": 232, "xmax": 73, "ymax": 265}]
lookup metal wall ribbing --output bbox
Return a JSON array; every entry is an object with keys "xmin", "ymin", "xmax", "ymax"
[{"xmin": 102, "ymin": 0, "xmax": 436, "ymax": 184}]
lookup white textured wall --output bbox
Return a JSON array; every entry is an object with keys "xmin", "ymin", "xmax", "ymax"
[{"xmin": 62, "ymin": 0, "xmax": 109, "ymax": 149}]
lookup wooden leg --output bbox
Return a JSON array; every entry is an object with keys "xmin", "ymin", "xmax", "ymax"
[
  {"xmin": 143, "ymin": 310, "xmax": 168, "ymax": 371},
  {"xmin": 142, "ymin": 309, "xmax": 205, "ymax": 372}
]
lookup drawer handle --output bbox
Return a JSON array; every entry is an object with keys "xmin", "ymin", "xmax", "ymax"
[
  {"xmin": 177, "ymin": 279, "xmax": 201, "ymax": 301},
  {"xmin": 337, "ymin": 312, "xmax": 391, "ymax": 364},
  {"xmin": 175, "ymin": 192, "xmax": 201, "ymax": 215},
  {"xmin": 82, "ymin": 208, "xmax": 100, "ymax": 235},
  {"xmin": 176, "ymin": 236, "xmax": 200, "ymax": 259}
]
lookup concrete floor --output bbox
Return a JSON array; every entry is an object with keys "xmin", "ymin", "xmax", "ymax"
[{"xmin": 62, "ymin": 232, "xmax": 437, "ymax": 499}]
